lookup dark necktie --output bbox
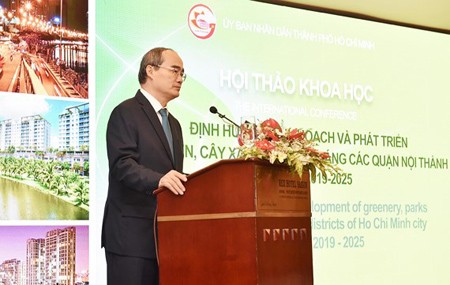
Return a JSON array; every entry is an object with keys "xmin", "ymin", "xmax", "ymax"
[{"xmin": 159, "ymin": 108, "xmax": 174, "ymax": 157}]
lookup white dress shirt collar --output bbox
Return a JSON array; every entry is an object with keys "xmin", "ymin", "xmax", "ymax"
[{"xmin": 140, "ymin": 88, "xmax": 167, "ymax": 123}]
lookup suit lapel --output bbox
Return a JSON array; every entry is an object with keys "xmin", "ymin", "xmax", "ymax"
[{"xmin": 135, "ymin": 91, "xmax": 175, "ymax": 166}]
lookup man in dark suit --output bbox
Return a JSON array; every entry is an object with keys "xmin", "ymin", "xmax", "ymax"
[{"xmin": 102, "ymin": 47, "xmax": 188, "ymax": 285}]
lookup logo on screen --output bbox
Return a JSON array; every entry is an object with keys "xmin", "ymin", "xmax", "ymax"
[{"xmin": 188, "ymin": 4, "xmax": 216, "ymax": 39}]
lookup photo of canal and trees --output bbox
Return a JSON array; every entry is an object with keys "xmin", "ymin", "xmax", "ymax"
[{"xmin": 0, "ymin": 95, "xmax": 89, "ymax": 220}]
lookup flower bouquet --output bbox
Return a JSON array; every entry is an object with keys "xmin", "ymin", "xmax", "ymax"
[{"xmin": 238, "ymin": 118, "xmax": 340, "ymax": 182}]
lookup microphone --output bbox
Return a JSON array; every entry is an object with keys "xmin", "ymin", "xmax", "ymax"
[{"xmin": 209, "ymin": 106, "xmax": 239, "ymax": 128}]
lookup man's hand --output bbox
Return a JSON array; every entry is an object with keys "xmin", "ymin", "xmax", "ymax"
[{"xmin": 158, "ymin": 170, "xmax": 187, "ymax": 195}]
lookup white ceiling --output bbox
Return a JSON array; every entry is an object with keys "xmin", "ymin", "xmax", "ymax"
[{"xmin": 255, "ymin": 0, "xmax": 450, "ymax": 34}]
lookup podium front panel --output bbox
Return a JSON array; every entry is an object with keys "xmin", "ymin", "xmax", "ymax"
[
  {"xmin": 156, "ymin": 160, "xmax": 313, "ymax": 285},
  {"xmin": 157, "ymin": 217, "xmax": 258, "ymax": 285}
]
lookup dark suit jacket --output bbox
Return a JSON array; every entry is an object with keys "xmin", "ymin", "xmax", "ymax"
[{"xmin": 101, "ymin": 90, "xmax": 184, "ymax": 259}]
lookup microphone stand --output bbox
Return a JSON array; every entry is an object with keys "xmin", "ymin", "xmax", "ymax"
[{"xmin": 210, "ymin": 106, "xmax": 240, "ymax": 128}]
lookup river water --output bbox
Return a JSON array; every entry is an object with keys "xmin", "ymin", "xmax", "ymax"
[{"xmin": 0, "ymin": 177, "xmax": 89, "ymax": 220}]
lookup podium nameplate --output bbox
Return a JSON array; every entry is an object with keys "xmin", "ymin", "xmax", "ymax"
[{"xmin": 255, "ymin": 164, "xmax": 311, "ymax": 214}]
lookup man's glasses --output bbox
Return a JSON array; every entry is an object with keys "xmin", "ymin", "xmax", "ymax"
[{"xmin": 154, "ymin": 65, "xmax": 187, "ymax": 82}]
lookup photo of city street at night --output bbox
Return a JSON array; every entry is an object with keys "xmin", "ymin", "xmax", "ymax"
[{"xmin": 0, "ymin": 0, "xmax": 88, "ymax": 98}]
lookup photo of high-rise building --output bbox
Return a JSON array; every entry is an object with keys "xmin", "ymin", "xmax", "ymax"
[
  {"xmin": 0, "ymin": 114, "xmax": 51, "ymax": 152},
  {"xmin": 26, "ymin": 238, "xmax": 45, "ymax": 285},
  {"xmin": 0, "ymin": 258, "xmax": 23, "ymax": 285},
  {"xmin": 0, "ymin": 226, "xmax": 88, "ymax": 285},
  {"xmin": 58, "ymin": 102, "xmax": 89, "ymax": 151}
]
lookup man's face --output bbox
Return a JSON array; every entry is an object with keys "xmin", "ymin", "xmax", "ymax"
[{"xmin": 151, "ymin": 50, "xmax": 185, "ymax": 103}]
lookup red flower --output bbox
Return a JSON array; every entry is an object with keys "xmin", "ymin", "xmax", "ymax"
[
  {"xmin": 320, "ymin": 152, "xmax": 330, "ymax": 159},
  {"xmin": 305, "ymin": 147, "xmax": 319, "ymax": 155},
  {"xmin": 255, "ymin": 139, "xmax": 275, "ymax": 151},
  {"xmin": 288, "ymin": 128, "xmax": 304, "ymax": 140},
  {"xmin": 238, "ymin": 135, "xmax": 244, "ymax": 146},
  {"xmin": 263, "ymin": 129, "xmax": 280, "ymax": 141},
  {"xmin": 261, "ymin": 118, "xmax": 282, "ymax": 132}
]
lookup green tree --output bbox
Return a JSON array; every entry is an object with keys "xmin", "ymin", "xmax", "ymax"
[
  {"xmin": 6, "ymin": 146, "xmax": 16, "ymax": 154},
  {"xmin": 34, "ymin": 150, "xmax": 45, "ymax": 159},
  {"xmin": 73, "ymin": 179, "xmax": 89, "ymax": 207},
  {"xmin": 83, "ymin": 161, "xmax": 89, "ymax": 176},
  {"xmin": 59, "ymin": 161, "xmax": 71, "ymax": 171},
  {"xmin": 72, "ymin": 162, "xmax": 81, "ymax": 173},
  {"xmin": 38, "ymin": 160, "xmax": 57, "ymax": 189}
]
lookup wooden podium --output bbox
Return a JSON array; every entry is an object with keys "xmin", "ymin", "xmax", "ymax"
[{"xmin": 155, "ymin": 159, "xmax": 313, "ymax": 285}]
